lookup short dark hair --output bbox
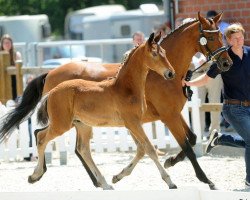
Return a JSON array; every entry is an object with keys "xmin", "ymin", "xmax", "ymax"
[{"xmin": 206, "ymin": 10, "xmax": 218, "ymax": 18}]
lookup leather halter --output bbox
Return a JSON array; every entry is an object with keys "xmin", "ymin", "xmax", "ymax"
[{"xmin": 183, "ymin": 22, "xmax": 230, "ymax": 100}]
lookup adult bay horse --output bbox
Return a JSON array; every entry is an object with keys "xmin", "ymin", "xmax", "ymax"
[
  {"xmin": 0, "ymin": 12, "xmax": 232, "ymax": 189},
  {"xmin": 28, "ymin": 32, "xmax": 176, "ymax": 189}
]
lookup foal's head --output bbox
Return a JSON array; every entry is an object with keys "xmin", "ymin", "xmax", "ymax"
[{"xmin": 144, "ymin": 32, "xmax": 175, "ymax": 80}]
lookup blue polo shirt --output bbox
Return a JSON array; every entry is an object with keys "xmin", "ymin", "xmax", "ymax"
[{"xmin": 207, "ymin": 46, "xmax": 250, "ymax": 101}]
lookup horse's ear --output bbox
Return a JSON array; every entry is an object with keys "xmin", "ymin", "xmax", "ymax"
[
  {"xmin": 198, "ymin": 11, "xmax": 209, "ymax": 26},
  {"xmin": 213, "ymin": 12, "xmax": 223, "ymax": 24}
]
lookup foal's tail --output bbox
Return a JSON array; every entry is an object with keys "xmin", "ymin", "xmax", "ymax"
[{"xmin": 0, "ymin": 73, "xmax": 48, "ymax": 143}]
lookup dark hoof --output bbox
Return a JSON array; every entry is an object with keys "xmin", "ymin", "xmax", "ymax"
[
  {"xmin": 164, "ymin": 157, "xmax": 172, "ymax": 168},
  {"xmin": 112, "ymin": 175, "xmax": 120, "ymax": 184},
  {"xmin": 169, "ymin": 183, "xmax": 177, "ymax": 189}
]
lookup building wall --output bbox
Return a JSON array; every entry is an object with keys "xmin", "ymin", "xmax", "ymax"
[{"xmin": 175, "ymin": 0, "xmax": 250, "ymax": 44}]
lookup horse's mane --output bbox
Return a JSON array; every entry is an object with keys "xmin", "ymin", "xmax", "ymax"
[{"xmin": 160, "ymin": 18, "xmax": 199, "ymax": 42}]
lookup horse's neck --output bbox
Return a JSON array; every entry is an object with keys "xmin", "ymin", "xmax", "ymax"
[
  {"xmin": 161, "ymin": 22, "xmax": 199, "ymax": 77},
  {"xmin": 114, "ymin": 48, "xmax": 149, "ymax": 94}
]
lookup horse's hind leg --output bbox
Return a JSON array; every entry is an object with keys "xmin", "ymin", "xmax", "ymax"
[
  {"xmin": 112, "ymin": 134, "xmax": 145, "ymax": 184},
  {"xmin": 74, "ymin": 122, "xmax": 113, "ymax": 190},
  {"xmin": 28, "ymin": 127, "xmax": 56, "ymax": 183}
]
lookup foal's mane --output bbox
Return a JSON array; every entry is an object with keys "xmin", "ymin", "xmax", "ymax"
[
  {"xmin": 122, "ymin": 45, "xmax": 139, "ymax": 66},
  {"xmin": 110, "ymin": 45, "xmax": 140, "ymax": 80}
]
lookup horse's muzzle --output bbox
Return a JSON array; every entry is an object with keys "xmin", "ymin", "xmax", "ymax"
[
  {"xmin": 164, "ymin": 69, "xmax": 175, "ymax": 80},
  {"xmin": 216, "ymin": 58, "xmax": 233, "ymax": 72}
]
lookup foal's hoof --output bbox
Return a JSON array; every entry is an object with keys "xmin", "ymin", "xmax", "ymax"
[
  {"xmin": 112, "ymin": 175, "xmax": 120, "ymax": 184},
  {"xmin": 169, "ymin": 183, "xmax": 177, "ymax": 189},
  {"xmin": 209, "ymin": 183, "xmax": 218, "ymax": 190},
  {"xmin": 103, "ymin": 185, "xmax": 114, "ymax": 190},
  {"xmin": 164, "ymin": 157, "xmax": 172, "ymax": 168},
  {"xmin": 28, "ymin": 175, "xmax": 43, "ymax": 184}
]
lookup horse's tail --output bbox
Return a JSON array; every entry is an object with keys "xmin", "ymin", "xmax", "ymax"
[
  {"xmin": 37, "ymin": 94, "xmax": 49, "ymax": 126},
  {"xmin": 0, "ymin": 73, "xmax": 48, "ymax": 143}
]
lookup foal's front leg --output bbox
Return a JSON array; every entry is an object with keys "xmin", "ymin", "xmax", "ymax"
[
  {"xmin": 117, "ymin": 120, "xmax": 177, "ymax": 189},
  {"xmin": 112, "ymin": 134, "xmax": 145, "ymax": 183}
]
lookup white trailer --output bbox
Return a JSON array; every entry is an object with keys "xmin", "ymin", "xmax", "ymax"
[
  {"xmin": 65, "ymin": 4, "xmax": 168, "ymax": 62},
  {"xmin": 0, "ymin": 14, "xmax": 51, "ymax": 43},
  {"xmin": 64, "ymin": 4, "xmax": 126, "ymax": 40}
]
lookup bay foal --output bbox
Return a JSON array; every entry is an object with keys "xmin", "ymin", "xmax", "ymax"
[{"xmin": 28, "ymin": 33, "xmax": 176, "ymax": 189}]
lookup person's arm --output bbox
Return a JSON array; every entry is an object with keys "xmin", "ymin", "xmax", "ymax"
[{"xmin": 182, "ymin": 73, "xmax": 212, "ymax": 87}]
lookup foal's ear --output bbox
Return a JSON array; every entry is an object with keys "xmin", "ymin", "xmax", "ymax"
[
  {"xmin": 213, "ymin": 12, "xmax": 223, "ymax": 24},
  {"xmin": 154, "ymin": 32, "xmax": 162, "ymax": 43},
  {"xmin": 148, "ymin": 32, "xmax": 155, "ymax": 45},
  {"xmin": 148, "ymin": 32, "xmax": 161, "ymax": 46}
]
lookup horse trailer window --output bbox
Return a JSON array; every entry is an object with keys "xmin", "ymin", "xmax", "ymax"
[
  {"xmin": 41, "ymin": 24, "xmax": 51, "ymax": 39},
  {"xmin": 120, "ymin": 25, "xmax": 131, "ymax": 37}
]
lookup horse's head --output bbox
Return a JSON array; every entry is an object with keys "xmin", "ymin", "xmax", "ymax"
[
  {"xmin": 198, "ymin": 12, "xmax": 233, "ymax": 72},
  {"xmin": 147, "ymin": 32, "xmax": 175, "ymax": 80}
]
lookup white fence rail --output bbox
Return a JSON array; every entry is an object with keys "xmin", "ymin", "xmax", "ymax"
[{"xmin": 0, "ymin": 87, "xmax": 202, "ymax": 163}]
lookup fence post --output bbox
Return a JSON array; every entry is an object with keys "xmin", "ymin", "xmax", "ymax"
[
  {"xmin": 15, "ymin": 60, "xmax": 23, "ymax": 97},
  {"xmin": 0, "ymin": 51, "xmax": 12, "ymax": 104}
]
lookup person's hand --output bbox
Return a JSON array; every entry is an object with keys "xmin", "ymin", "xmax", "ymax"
[{"xmin": 182, "ymin": 78, "xmax": 188, "ymax": 87}]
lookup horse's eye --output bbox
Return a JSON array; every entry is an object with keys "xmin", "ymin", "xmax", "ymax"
[{"xmin": 207, "ymin": 36, "xmax": 214, "ymax": 41}]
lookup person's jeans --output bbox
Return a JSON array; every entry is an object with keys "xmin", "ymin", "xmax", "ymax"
[{"xmin": 222, "ymin": 104, "xmax": 250, "ymax": 182}]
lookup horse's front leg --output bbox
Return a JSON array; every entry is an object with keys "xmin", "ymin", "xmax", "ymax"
[
  {"xmin": 75, "ymin": 122, "xmax": 113, "ymax": 190},
  {"xmin": 112, "ymin": 133, "xmax": 145, "ymax": 183},
  {"xmin": 164, "ymin": 116, "xmax": 197, "ymax": 168},
  {"xmin": 162, "ymin": 115, "xmax": 216, "ymax": 190}
]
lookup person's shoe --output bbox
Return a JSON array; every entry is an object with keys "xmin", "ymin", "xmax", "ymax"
[
  {"xmin": 224, "ymin": 125, "xmax": 234, "ymax": 132},
  {"xmin": 205, "ymin": 129, "xmax": 219, "ymax": 154}
]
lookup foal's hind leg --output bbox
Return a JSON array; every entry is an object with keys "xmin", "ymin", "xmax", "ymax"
[
  {"xmin": 120, "ymin": 121, "xmax": 177, "ymax": 189},
  {"xmin": 112, "ymin": 134, "xmax": 145, "ymax": 183},
  {"xmin": 74, "ymin": 122, "xmax": 113, "ymax": 190},
  {"xmin": 28, "ymin": 127, "xmax": 56, "ymax": 183}
]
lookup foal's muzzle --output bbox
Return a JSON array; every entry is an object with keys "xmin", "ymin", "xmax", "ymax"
[{"xmin": 164, "ymin": 69, "xmax": 175, "ymax": 80}]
